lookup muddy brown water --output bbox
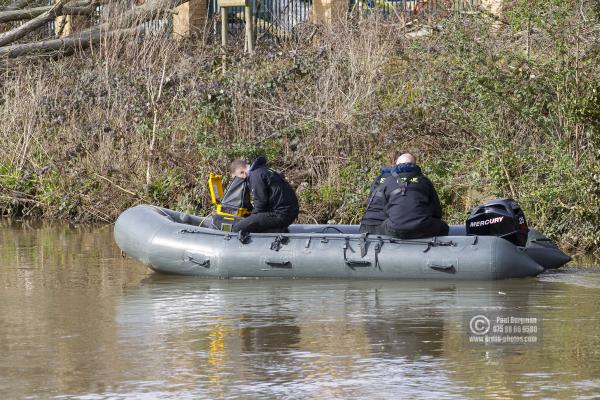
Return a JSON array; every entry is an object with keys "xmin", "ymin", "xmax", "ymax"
[{"xmin": 1, "ymin": 221, "xmax": 599, "ymax": 399}]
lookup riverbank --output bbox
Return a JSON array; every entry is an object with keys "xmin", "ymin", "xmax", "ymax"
[{"xmin": 1, "ymin": 2, "xmax": 598, "ymax": 251}]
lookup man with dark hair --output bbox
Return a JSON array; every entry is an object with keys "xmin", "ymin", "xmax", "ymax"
[
  {"xmin": 230, "ymin": 156, "xmax": 299, "ymax": 233},
  {"xmin": 378, "ymin": 153, "xmax": 449, "ymax": 239}
]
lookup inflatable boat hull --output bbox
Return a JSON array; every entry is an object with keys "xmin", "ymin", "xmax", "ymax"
[{"xmin": 114, "ymin": 206, "xmax": 570, "ymax": 280}]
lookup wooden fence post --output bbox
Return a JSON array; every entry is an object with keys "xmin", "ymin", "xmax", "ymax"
[
  {"xmin": 173, "ymin": 0, "xmax": 208, "ymax": 39},
  {"xmin": 312, "ymin": 0, "xmax": 346, "ymax": 27}
]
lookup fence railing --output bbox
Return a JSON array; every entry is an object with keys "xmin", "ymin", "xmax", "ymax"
[
  {"xmin": 1, "ymin": 0, "xmax": 485, "ymax": 47},
  {"xmin": 211, "ymin": 0, "xmax": 483, "ymax": 41},
  {"xmin": 349, "ymin": 0, "xmax": 482, "ymax": 17},
  {"xmin": 208, "ymin": 0, "xmax": 312, "ymax": 40}
]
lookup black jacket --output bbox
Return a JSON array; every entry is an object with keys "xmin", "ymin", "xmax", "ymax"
[
  {"xmin": 360, "ymin": 167, "xmax": 393, "ymax": 226},
  {"xmin": 248, "ymin": 157, "xmax": 299, "ymax": 219},
  {"xmin": 381, "ymin": 163, "xmax": 443, "ymax": 232}
]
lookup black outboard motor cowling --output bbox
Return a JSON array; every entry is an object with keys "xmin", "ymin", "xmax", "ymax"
[{"xmin": 466, "ymin": 198, "xmax": 529, "ymax": 246}]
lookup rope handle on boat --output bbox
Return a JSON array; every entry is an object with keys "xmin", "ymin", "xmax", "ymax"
[
  {"xmin": 180, "ymin": 228, "xmax": 455, "ymax": 253},
  {"xmin": 423, "ymin": 237, "xmax": 456, "ymax": 253},
  {"xmin": 320, "ymin": 226, "xmax": 345, "ymax": 234}
]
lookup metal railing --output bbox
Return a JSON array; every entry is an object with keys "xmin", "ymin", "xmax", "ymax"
[
  {"xmin": 1, "ymin": 0, "xmax": 483, "ymax": 46},
  {"xmin": 209, "ymin": 0, "xmax": 482, "ymax": 41},
  {"xmin": 209, "ymin": 0, "xmax": 312, "ymax": 40},
  {"xmin": 349, "ymin": 0, "xmax": 482, "ymax": 18}
]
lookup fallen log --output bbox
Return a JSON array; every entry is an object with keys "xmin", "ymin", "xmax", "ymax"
[
  {"xmin": 0, "ymin": 0, "xmax": 186, "ymax": 58},
  {"xmin": 0, "ymin": 1, "xmax": 98, "ymax": 24},
  {"xmin": 0, "ymin": 0, "xmax": 69, "ymax": 47},
  {"xmin": 1, "ymin": 0, "xmax": 33, "ymax": 12},
  {"xmin": 0, "ymin": 26, "xmax": 136, "ymax": 58}
]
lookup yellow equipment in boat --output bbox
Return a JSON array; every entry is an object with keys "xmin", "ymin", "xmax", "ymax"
[
  {"xmin": 208, "ymin": 173, "xmax": 251, "ymax": 219},
  {"xmin": 208, "ymin": 173, "xmax": 224, "ymax": 207}
]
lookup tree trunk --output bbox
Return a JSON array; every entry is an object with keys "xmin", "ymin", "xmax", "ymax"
[
  {"xmin": 0, "ymin": 2, "xmax": 98, "ymax": 24},
  {"xmin": 1, "ymin": 0, "xmax": 33, "ymax": 12},
  {"xmin": 0, "ymin": 27, "xmax": 132, "ymax": 58},
  {"xmin": 0, "ymin": 0, "xmax": 186, "ymax": 58},
  {"xmin": 0, "ymin": 0, "xmax": 69, "ymax": 47}
]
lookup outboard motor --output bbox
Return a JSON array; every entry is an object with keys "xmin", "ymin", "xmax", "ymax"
[{"xmin": 466, "ymin": 198, "xmax": 529, "ymax": 246}]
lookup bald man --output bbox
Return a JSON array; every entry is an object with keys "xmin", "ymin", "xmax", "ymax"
[{"xmin": 378, "ymin": 153, "xmax": 449, "ymax": 239}]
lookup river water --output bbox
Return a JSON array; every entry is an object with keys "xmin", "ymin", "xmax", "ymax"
[{"xmin": 1, "ymin": 221, "xmax": 599, "ymax": 399}]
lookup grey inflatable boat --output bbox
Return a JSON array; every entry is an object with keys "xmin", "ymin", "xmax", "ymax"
[{"xmin": 114, "ymin": 205, "xmax": 571, "ymax": 280}]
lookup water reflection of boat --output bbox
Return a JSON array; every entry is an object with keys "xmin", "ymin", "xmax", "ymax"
[
  {"xmin": 115, "ymin": 277, "xmax": 562, "ymax": 397},
  {"xmin": 114, "ymin": 205, "xmax": 571, "ymax": 280}
]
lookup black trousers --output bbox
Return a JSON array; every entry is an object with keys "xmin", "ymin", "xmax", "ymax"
[
  {"xmin": 232, "ymin": 212, "xmax": 295, "ymax": 233},
  {"xmin": 359, "ymin": 223, "xmax": 382, "ymax": 234},
  {"xmin": 378, "ymin": 218, "xmax": 449, "ymax": 239}
]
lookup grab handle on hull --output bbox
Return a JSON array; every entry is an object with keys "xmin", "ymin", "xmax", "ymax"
[
  {"xmin": 265, "ymin": 259, "xmax": 292, "ymax": 268},
  {"xmin": 343, "ymin": 237, "xmax": 372, "ymax": 268},
  {"xmin": 345, "ymin": 260, "xmax": 372, "ymax": 267},
  {"xmin": 188, "ymin": 256, "xmax": 210, "ymax": 268},
  {"xmin": 428, "ymin": 263, "xmax": 456, "ymax": 273}
]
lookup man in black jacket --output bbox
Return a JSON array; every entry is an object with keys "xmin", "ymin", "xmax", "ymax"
[
  {"xmin": 359, "ymin": 151, "xmax": 410, "ymax": 234},
  {"xmin": 359, "ymin": 166, "xmax": 393, "ymax": 234},
  {"xmin": 230, "ymin": 157, "xmax": 299, "ymax": 233},
  {"xmin": 378, "ymin": 153, "xmax": 449, "ymax": 239}
]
